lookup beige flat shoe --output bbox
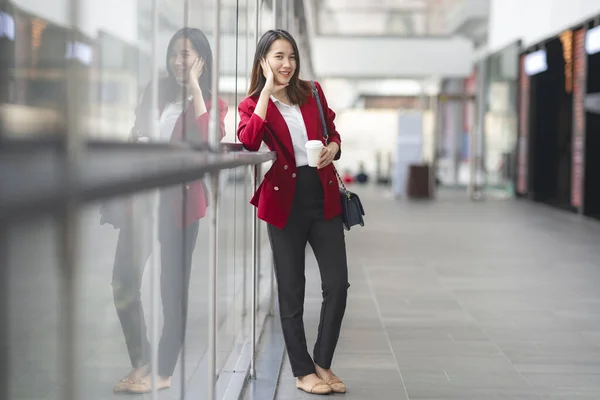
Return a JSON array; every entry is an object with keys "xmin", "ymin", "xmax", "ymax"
[
  {"xmin": 127, "ymin": 376, "xmax": 171, "ymax": 394},
  {"xmin": 315, "ymin": 370, "xmax": 347, "ymax": 394},
  {"xmin": 113, "ymin": 378, "xmax": 136, "ymax": 393},
  {"xmin": 323, "ymin": 377, "xmax": 346, "ymax": 394},
  {"xmin": 296, "ymin": 378, "xmax": 332, "ymax": 395}
]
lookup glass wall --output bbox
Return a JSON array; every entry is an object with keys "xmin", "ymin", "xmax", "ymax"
[
  {"xmin": 436, "ymin": 78, "xmax": 475, "ymax": 187},
  {"xmin": 0, "ymin": 0, "xmax": 286, "ymax": 399},
  {"xmin": 481, "ymin": 41, "xmax": 521, "ymax": 196}
]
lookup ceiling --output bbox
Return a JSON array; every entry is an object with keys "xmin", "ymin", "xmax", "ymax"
[
  {"xmin": 309, "ymin": 0, "xmax": 489, "ymax": 46},
  {"xmin": 312, "ymin": 0, "xmax": 449, "ymax": 36}
]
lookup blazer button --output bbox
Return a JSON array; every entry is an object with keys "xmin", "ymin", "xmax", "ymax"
[
  {"xmin": 284, "ymin": 165, "xmax": 289, "ymax": 170},
  {"xmin": 274, "ymin": 186, "xmax": 279, "ymax": 191},
  {"xmin": 186, "ymin": 184, "xmax": 190, "ymax": 190},
  {"xmin": 292, "ymin": 173, "xmax": 297, "ymax": 178},
  {"xmin": 328, "ymin": 181, "xmax": 333, "ymax": 186}
]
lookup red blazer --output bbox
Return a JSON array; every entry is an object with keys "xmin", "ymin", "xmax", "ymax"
[
  {"xmin": 135, "ymin": 81, "xmax": 228, "ymax": 227},
  {"xmin": 237, "ymin": 81, "xmax": 341, "ymax": 229},
  {"xmin": 166, "ymin": 97, "xmax": 228, "ymax": 227}
]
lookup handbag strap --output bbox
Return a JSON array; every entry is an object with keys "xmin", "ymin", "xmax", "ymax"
[
  {"xmin": 310, "ymin": 80, "xmax": 328, "ymax": 141},
  {"xmin": 310, "ymin": 80, "xmax": 349, "ymax": 195}
]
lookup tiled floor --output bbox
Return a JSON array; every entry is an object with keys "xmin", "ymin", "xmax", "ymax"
[
  {"xmin": 274, "ymin": 187, "xmax": 600, "ymax": 400},
  {"xmin": 9, "ymin": 183, "xmax": 600, "ymax": 400}
]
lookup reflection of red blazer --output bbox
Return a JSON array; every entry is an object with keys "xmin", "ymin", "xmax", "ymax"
[
  {"xmin": 136, "ymin": 81, "xmax": 228, "ymax": 227},
  {"xmin": 237, "ymin": 81, "xmax": 341, "ymax": 229},
  {"xmin": 167, "ymin": 98, "xmax": 228, "ymax": 226}
]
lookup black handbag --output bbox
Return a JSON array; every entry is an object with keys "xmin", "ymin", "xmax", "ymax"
[{"xmin": 310, "ymin": 81, "xmax": 365, "ymax": 231}]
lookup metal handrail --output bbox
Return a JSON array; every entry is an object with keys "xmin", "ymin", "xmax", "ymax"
[{"xmin": 0, "ymin": 139, "xmax": 275, "ymax": 223}]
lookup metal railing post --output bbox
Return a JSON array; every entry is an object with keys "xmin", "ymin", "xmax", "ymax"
[
  {"xmin": 282, "ymin": 0, "xmax": 287, "ymax": 30},
  {"xmin": 62, "ymin": 0, "xmax": 83, "ymax": 397},
  {"xmin": 208, "ymin": 171, "xmax": 220, "ymax": 399},
  {"xmin": 208, "ymin": 0, "xmax": 222, "ymax": 397},
  {"xmin": 250, "ymin": 163, "xmax": 259, "ymax": 379},
  {"xmin": 250, "ymin": 0, "xmax": 261, "ymax": 380},
  {"xmin": 255, "ymin": 0, "xmax": 260, "ymax": 43},
  {"xmin": 149, "ymin": 1, "xmax": 161, "ymax": 399},
  {"xmin": 211, "ymin": 0, "xmax": 222, "ymax": 148},
  {"xmin": 0, "ymin": 227, "xmax": 6, "ymax": 400},
  {"xmin": 269, "ymin": 261, "xmax": 275, "ymax": 316}
]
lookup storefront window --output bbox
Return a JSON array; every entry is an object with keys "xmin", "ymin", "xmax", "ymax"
[{"xmin": 483, "ymin": 41, "xmax": 520, "ymax": 195}]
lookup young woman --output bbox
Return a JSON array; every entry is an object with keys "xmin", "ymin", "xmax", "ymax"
[
  {"xmin": 111, "ymin": 27, "xmax": 227, "ymax": 394},
  {"xmin": 237, "ymin": 29, "xmax": 349, "ymax": 395}
]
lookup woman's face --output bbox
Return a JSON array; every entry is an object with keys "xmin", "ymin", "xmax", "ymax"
[
  {"xmin": 169, "ymin": 37, "xmax": 201, "ymax": 84},
  {"xmin": 263, "ymin": 39, "xmax": 296, "ymax": 85}
]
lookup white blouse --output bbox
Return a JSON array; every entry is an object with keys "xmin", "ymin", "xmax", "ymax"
[
  {"xmin": 270, "ymin": 95, "xmax": 309, "ymax": 167},
  {"xmin": 159, "ymin": 101, "xmax": 184, "ymax": 141},
  {"xmin": 158, "ymin": 96, "xmax": 193, "ymax": 141}
]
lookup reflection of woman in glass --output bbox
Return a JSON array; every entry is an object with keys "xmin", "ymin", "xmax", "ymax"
[
  {"xmin": 237, "ymin": 29, "xmax": 349, "ymax": 395},
  {"xmin": 111, "ymin": 27, "xmax": 227, "ymax": 394}
]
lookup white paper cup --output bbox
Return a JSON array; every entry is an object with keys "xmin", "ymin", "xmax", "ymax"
[{"xmin": 305, "ymin": 140, "xmax": 324, "ymax": 167}]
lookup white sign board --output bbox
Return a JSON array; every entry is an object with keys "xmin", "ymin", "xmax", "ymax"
[{"xmin": 393, "ymin": 112, "xmax": 423, "ymax": 198}]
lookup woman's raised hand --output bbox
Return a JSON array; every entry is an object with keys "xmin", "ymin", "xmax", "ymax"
[
  {"xmin": 187, "ymin": 58, "xmax": 204, "ymax": 92},
  {"xmin": 261, "ymin": 58, "xmax": 288, "ymax": 95}
]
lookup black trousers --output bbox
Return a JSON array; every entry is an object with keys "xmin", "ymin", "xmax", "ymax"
[
  {"xmin": 112, "ymin": 199, "xmax": 199, "ymax": 377},
  {"xmin": 267, "ymin": 166, "xmax": 349, "ymax": 377}
]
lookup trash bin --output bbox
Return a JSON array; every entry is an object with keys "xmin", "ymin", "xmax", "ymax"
[{"xmin": 406, "ymin": 163, "xmax": 432, "ymax": 199}]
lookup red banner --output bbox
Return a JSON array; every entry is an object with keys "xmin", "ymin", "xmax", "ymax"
[{"xmin": 571, "ymin": 28, "xmax": 587, "ymax": 208}]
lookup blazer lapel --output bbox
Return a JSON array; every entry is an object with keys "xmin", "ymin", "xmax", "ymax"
[
  {"xmin": 170, "ymin": 100, "xmax": 196, "ymax": 142},
  {"xmin": 266, "ymin": 99, "xmax": 297, "ymax": 164}
]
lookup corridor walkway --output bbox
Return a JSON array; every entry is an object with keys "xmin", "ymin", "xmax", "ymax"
[{"xmin": 272, "ymin": 186, "xmax": 600, "ymax": 400}]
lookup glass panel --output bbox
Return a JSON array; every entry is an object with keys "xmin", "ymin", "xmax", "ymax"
[
  {"xmin": 77, "ymin": 183, "xmax": 211, "ymax": 399},
  {"xmin": 483, "ymin": 42, "xmax": 520, "ymax": 195},
  {"xmin": 216, "ymin": 167, "xmax": 240, "ymax": 371},
  {"xmin": 217, "ymin": 0, "xmax": 253, "ymax": 374},
  {"xmin": 6, "ymin": 216, "xmax": 62, "ymax": 400},
  {"xmin": 236, "ymin": 166, "xmax": 252, "ymax": 321},
  {"xmin": 75, "ymin": 191, "xmax": 160, "ymax": 399},
  {"xmin": 215, "ymin": 0, "xmax": 234, "ymax": 372},
  {"xmin": 179, "ymin": 179, "xmax": 211, "ymax": 395},
  {"xmin": 258, "ymin": 203, "xmax": 272, "ymax": 312},
  {"xmin": 4, "ymin": 186, "xmax": 211, "ymax": 399},
  {"xmin": 156, "ymin": 0, "xmax": 215, "ymax": 395},
  {"xmin": 2, "ymin": 0, "xmax": 275, "ymax": 397}
]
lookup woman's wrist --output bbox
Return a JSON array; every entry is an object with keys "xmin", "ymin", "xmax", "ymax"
[
  {"xmin": 260, "ymin": 88, "xmax": 272, "ymax": 98},
  {"xmin": 189, "ymin": 86, "xmax": 207, "ymax": 117},
  {"xmin": 253, "ymin": 90, "xmax": 270, "ymax": 120},
  {"xmin": 189, "ymin": 85, "xmax": 203, "ymax": 98},
  {"xmin": 327, "ymin": 142, "xmax": 339, "ymax": 153}
]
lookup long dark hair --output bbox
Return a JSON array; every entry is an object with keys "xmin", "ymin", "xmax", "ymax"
[
  {"xmin": 248, "ymin": 29, "xmax": 310, "ymax": 105},
  {"xmin": 160, "ymin": 27, "xmax": 213, "ymax": 108}
]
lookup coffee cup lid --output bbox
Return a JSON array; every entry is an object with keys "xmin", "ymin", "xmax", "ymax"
[{"xmin": 305, "ymin": 140, "xmax": 323, "ymax": 148}]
